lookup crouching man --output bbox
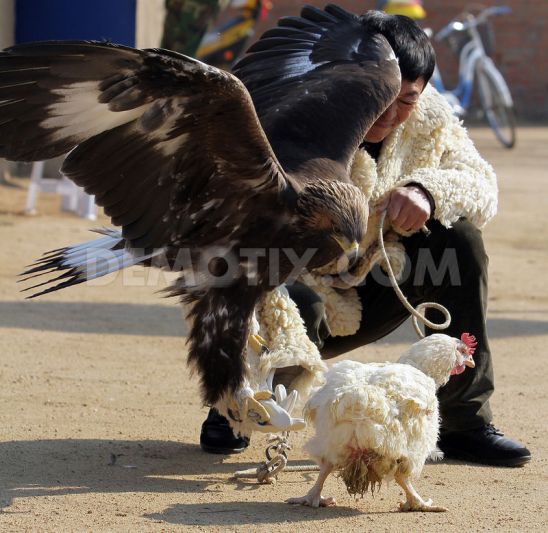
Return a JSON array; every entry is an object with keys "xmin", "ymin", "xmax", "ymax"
[{"xmin": 200, "ymin": 9, "xmax": 530, "ymax": 467}]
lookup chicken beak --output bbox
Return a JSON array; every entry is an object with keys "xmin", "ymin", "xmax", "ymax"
[{"xmin": 464, "ymin": 356, "xmax": 475, "ymax": 368}]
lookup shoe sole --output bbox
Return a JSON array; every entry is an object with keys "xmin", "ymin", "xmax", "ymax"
[
  {"xmin": 200, "ymin": 443, "xmax": 249, "ymax": 455},
  {"xmin": 441, "ymin": 448, "xmax": 532, "ymax": 467}
]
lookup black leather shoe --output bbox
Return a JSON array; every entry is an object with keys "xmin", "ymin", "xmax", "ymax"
[
  {"xmin": 200, "ymin": 408, "xmax": 250, "ymax": 454},
  {"xmin": 439, "ymin": 424, "xmax": 531, "ymax": 467}
]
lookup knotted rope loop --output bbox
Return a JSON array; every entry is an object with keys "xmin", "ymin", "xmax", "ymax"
[{"xmin": 377, "ymin": 210, "xmax": 451, "ymax": 338}]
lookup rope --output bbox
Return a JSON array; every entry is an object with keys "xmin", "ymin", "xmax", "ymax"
[
  {"xmin": 233, "ymin": 434, "xmax": 319, "ymax": 483},
  {"xmin": 233, "ymin": 458, "xmax": 319, "ymax": 483},
  {"xmin": 377, "ymin": 210, "xmax": 451, "ymax": 338}
]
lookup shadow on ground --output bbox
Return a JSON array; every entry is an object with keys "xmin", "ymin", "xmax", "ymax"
[
  {"xmin": 144, "ymin": 500, "xmax": 363, "ymax": 526},
  {"xmin": 0, "ymin": 438, "xmax": 362, "ymax": 525},
  {"xmin": 0, "ymin": 301, "xmax": 185, "ymax": 337},
  {"xmin": 0, "ymin": 301, "xmax": 547, "ymax": 340},
  {"xmin": 0, "ymin": 439, "xmax": 212, "ymax": 508}
]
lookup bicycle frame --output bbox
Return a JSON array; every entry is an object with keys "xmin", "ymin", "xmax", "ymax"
[
  {"xmin": 430, "ymin": 7, "xmax": 513, "ymax": 116},
  {"xmin": 430, "ymin": 6, "xmax": 515, "ymax": 147},
  {"xmin": 457, "ymin": 40, "xmax": 484, "ymax": 110},
  {"xmin": 430, "ymin": 31, "xmax": 484, "ymax": 115}
]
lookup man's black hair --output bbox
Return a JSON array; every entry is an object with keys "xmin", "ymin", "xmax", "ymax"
[{"xmin": 361, "ymin": 10, "xmax": 435, "ymax": 84}]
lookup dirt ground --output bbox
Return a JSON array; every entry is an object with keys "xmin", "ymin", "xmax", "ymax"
[{"xmin": 0, "ymin": 127, "xmax": 547, "ymax": 532}]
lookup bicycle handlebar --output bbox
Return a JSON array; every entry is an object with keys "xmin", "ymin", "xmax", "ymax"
[{"xmin": 435, "ymin": 5, "xmax": 511, "ymax": 42}]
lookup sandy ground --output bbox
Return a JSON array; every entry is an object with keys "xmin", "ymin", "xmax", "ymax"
[{"xmin": 0, "ymin": 127, "xmax": 547, "ymax": 532}]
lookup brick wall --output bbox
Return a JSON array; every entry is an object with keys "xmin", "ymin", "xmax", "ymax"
[{"xmin": 251, "ymin": 1, "xmax": 547, "ymax": 121}]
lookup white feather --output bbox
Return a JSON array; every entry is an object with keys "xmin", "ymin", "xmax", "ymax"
[
  {"xmin": 43, "ymin": 83, "xmax": 147, "ymax": 141},
  {"xmin": 52, "ymin": 231, "xmax": 163, "ymax": 281},
  {"xmin": 303, "ymin": 335, "xmax": 464, "ymax": 487}
]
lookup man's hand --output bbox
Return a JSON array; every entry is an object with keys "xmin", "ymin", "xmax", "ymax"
[{"xmin": 378, "ymin": 186, "xmax": 432, "ymax": 233}]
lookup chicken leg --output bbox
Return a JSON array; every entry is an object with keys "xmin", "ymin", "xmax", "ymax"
[
  {"xmin": 287, "ymin": 460, "xmax": 336, "ymax": 508},
  {"xmin": 395, "ymin": 472, "xmax": 447, "ymax": 512}
]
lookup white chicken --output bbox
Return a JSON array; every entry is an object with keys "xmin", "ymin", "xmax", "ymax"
[{"xmin": 287, "ymin": 332, "xmax": 477, "ymax": 511}]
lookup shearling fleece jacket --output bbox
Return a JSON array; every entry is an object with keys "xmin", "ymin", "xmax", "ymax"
[
  {"xmin": 258, "ymin": 83, "xmax": 497, "ymax": 345},
  {"xmin": 351, "ymin": 84, "xmax": 498, "ymax": 228},
  {"xmin": 299, "ymin": 84, "xmax": 499, "ymax": 337}
]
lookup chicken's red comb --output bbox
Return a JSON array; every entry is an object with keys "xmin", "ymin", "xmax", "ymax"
[{"xmin": 461, "ymin": 333, "xmax": 477, "ymax": 355}]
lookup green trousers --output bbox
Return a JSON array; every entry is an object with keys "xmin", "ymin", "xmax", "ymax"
[{"xmin": 287, "ymin": 219, "xmax": 494, "ymax": 433}]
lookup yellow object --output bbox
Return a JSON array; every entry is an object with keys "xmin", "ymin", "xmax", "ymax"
[
  {"xmin": 254, "ymin": 390, "xmax": 273, "ymax": 400},
  {"xmin": 383, "ymin": 1, "xmax": 426, "ymax": 20},
  {"xmin": 196, "ymin": 19, "xmax": 254, "ymax": 57},
  {"xmin": 333, "ymin": 236, "xmax": 360, "ymax": 255},
  {"xmin": 248, "ymin": 333, "xmax": 270, "ymax": 353},
  {"xmin": 244, "ymin": 395, "xmax": 271, "ymax": 422}
]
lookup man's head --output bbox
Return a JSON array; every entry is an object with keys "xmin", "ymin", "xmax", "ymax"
[
  {"xmin": 361, "ymin": 11, "xmax": 435, "ymax": 142},
  {"xmin": 362, "ymin": 10, "xmax": 435, "ymax": 84}
]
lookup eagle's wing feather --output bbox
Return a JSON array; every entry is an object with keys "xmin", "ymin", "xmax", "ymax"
[
  {"xmin": 0, "ymin": 41, "xmax": 288, "ymax": 249},
  {"xmin": 2, "ymin": 8, "xmax": 398, "ymax": 406},
  {"xmin": 233, "ymin": 4, "xmax": 401, "ymax": 173}
]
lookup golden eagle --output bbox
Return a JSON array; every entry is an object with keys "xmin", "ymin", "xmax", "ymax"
[{"xmin": 0, "ymin": 4, "xmax": 400, "ymax": 405}]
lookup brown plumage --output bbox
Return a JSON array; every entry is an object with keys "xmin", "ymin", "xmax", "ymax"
[{"xmin": 2, "ymin": 4, "xmax": 401, "ymax": 404}]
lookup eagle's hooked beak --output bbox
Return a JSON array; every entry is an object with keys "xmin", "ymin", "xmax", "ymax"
[{"xmin": 334, "ymin": 238, "xmax": 360, "ymax": 269}]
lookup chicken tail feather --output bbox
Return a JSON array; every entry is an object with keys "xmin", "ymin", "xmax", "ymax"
[{"xmin": 339, "ymin": 448, "xmax": 381, "ymax": 498}]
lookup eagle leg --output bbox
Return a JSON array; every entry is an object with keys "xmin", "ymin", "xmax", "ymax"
[{"xmin": 186, "ymin": 282, "xmax": 263, "ymax": 405}]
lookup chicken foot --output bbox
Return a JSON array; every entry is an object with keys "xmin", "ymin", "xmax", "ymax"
[
  {"xmin": 395, "ymin": 472, "xmax": 447, "ymax": 512},
  {"xmin": 287, "ymin": 461, "xmax": 336, "ymax": 508}
]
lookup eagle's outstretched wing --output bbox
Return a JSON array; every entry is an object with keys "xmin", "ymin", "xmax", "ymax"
[
  {"xmin": 2, "ymin": 6, "xmax": 400, "ymax": 406},
  {"xmin": 0, "ymin": 41, "xmax": 288, "ymax": 249},
  {"xmin": 233, "ymin": 4, "xmax": 401, "ymax": 173}
]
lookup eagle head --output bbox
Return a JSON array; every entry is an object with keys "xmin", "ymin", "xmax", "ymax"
[{"xmin": 295, "ymin": 180, "xmax": 369, "ymax": 269}]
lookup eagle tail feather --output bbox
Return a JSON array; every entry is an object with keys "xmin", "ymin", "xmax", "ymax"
[{"xmin": 19, "ymin": 228, "xmax": 162, "ymax": 298}]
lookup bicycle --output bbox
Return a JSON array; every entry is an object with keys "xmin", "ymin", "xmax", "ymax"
[{"xmin": 427, "ymin": 6, "xmax": 516, "ymax": 148}]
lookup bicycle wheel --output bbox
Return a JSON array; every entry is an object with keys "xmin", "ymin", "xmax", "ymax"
[{"xmin": 476, "ymin": 65, "xmax": 516, "ymax": 148}]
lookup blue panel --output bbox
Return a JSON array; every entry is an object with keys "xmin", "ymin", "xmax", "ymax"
[{"xmin": 16, "ymin": 0, "xmax": 136, "ymax": 46}]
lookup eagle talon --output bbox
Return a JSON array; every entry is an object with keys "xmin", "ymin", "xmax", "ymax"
[
  {"xmin": 254, "ymin": 390, "xmax": 274, "ymax": 401},
  {"xmin": 248, "ymin": 333, "xmax": 270, "ymax": 354},
  {"xmin": 244, "ymin": 395, "xmax": 271, "ymax": 424},
  {"xmin": 227, "ymin": 408, "xmax": 242, "ymax": 423}
]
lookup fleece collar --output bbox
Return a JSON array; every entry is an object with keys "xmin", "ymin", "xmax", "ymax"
[
  {"xmin": 350, "ymin": 85, "xmax": 455, "ymax": 201},
  {"xmin": 401, "ymin": 84, "xmax": 454, "ymax": 133}
]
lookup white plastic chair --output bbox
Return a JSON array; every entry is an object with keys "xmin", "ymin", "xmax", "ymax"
[{"xmin": 24, "ymin": 161, "xmax": 97, "ymax": 220}]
